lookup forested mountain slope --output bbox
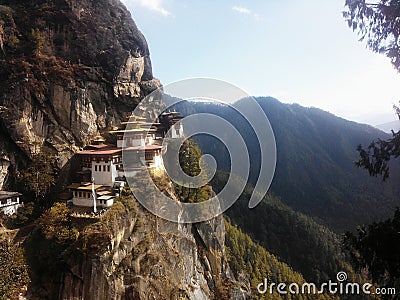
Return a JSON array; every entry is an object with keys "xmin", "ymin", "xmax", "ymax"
[{"xmin": 167, "ymin": 96, "xmax": 400, "ymax": 231}]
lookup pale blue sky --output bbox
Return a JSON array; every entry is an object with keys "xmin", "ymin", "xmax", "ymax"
[{"xmin": 121, "ymin": 0, "xmax": 400, "ymax": 126}]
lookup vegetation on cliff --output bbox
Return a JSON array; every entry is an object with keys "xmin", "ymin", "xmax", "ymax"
[
  {"xmin": 344, "ymin": 208, "xmax": 400, "ymax": 295},
  {"xmin": 225, "ymin": 221, "xmax": 337, "ymax": 300},
  {"xmin": 24, "ymin": 202, "xmax": 80, "ymax": 297},
  {"xmin": 173, "ymin": 139, "xmax": 213, "ymax": 203},
  {"xmin": 22, "ymin": 195, "xmax": 139, "ymax": 298},
  {"xmin": 21, "ymin": 189, "xmax": 246, "ymax": 299},
  {"xmin": 0, "ymin": 233, "xmax": 29, "ymax": 299},
  {"xmin": 16, "ymin": 144, "xmax": 56, "ymax": 200},
  {"xmin": 213, "ymin": 171, "xmax": 345, "ymax": 284}
]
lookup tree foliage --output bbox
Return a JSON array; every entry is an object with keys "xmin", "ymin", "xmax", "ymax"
[
  {"xmin": 0, "ymin": 236, "xmax": 30, "ymax": 299},
  {"xmin": 215, "ymin": 171, "xmax": 345, "ymax": 285},
  {"xmin": 12, "ymin": 202, "xmax": 36, "ymax": 227},
  {"xmin": 173, "ymin": 139, "xmax": 213, "ymax": 203},
  {"xmin": 225, "ymin": 221, "xmax": 337, "ymax": 300},
  {"xmin": 343, "ymin": 0, "xmax": 400, "ymax": 71},
  {"xmin": 343, "ymin": 4, "xmax": 400, "ymax": 289},
  {"xmin": 38, "ymin": 203, "xmax": 79, "ymax": 244},
  {"xmin": 17, "ymin": 145, "xmax": 56, "ymax": 199},
  {"xmin": 344, "ymin": 209, "xmax": 400, "ymax": 291},
  {"xmin": 355, "ymin": 104, "xmax": 400, "ymax": 180},
  {"xmin": 23, "ymin": 203, "xmax": 79, "ymax": 298}
]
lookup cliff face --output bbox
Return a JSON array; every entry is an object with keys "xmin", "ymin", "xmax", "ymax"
[
  {"xmin": 30, "ymin": 199, "xmax": 249, "ymax": 299},
  {"xmin": 0, "ymin": 0, "xmax": 160, "ymax": 186},
  {"xmin": 0, "ymin": 1, "xmax": 251, "ymax": 299}
]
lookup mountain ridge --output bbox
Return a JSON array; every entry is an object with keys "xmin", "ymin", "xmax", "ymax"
[{"xmin": 165, "ymin": 95, "xmax": 400, "ymax": 231}]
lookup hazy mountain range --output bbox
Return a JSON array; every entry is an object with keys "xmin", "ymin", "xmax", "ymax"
[
  {"xmin": 375, "ymin": 120, "xmax": 400, "ymax": 133},
  {"xmin": 166, "ymin": 96, "xmax": 400, "ymax": 232},
  {"xmin": 164, "ymin": 95, "xmax": 400, "ymax": 284}
]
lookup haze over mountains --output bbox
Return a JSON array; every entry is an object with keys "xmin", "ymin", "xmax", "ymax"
[
  {"xmin": 166, "ymin": 96, "xmax": 400, "ymax": 232},
  {"xmin": 376, "ymin": 120, "xmax": 400, "ymax": 133},
  {"xmin": 161, "ymin": 95, "xmax": 400, "ymax": 284}
]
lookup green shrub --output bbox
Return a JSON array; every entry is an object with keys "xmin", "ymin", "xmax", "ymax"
[
  {"xmin": 38, "ymin": 203, "xmax": 79, "ymax": 244},
  {"xmin": 0, "ymin": 236, "xmax": 29, "ymax": 299},
  {"xmin": 13, "ymin": 202, "xmax": 35, "ymax": 227}
]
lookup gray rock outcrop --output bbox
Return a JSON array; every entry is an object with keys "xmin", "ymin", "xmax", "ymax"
[{"xmin": 0, "ymin": 0, "xmax": 160, "ymax": 185}]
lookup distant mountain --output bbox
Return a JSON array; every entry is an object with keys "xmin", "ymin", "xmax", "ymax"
[
  {"xmin": 166, "ymin": 96, "xmax": 400, "ymax": 232},
  {"xmin": 224, "ymin": 219, "xmax": 338, "ymax": 299},
  {"xmin": 213, "ymin": 171, "xmax": 345, "ymax": 284},
  {"xmin": 375, "ymin": 120, "xmax": 400, "ymax": 133}
]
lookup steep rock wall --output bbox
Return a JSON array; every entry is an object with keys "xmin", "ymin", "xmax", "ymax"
[
  {"xmin": 0, "ymin": 0, "xmax": 160, "ymax": 186},
  {"xmin": 53, "ymin": 200, "xmax": 250, "ymax": 299},
  {"xmin": 0, "ymin": 2, "xmax": 251, "ymax": 299}
]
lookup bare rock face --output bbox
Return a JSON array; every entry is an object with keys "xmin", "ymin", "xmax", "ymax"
[
  {"xmin": 0, "ymin": 0, "xmax": 160, "ymax": 185},
  {"xmin": 54, "ymin": 200, "xmax": 250, "ymax": 300},
  {"xmin": 0, "ymin": 156, "xmax": 10, "ymax": 190},
  {"xmin": 0, "ymin": 2, "xmax": 251, "ymax": 299}
]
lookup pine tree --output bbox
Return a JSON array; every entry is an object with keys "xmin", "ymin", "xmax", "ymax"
[
  {"xmin": 343, "ymin": 0, "xmax": 400, "ymax": 71},
  {"xmin": 173, "ymin": 139, "xmax": 212, "ymax": 203},
  {"xmin": 17, "ymin": 144, "xmax": 56, "ymax": 200}
]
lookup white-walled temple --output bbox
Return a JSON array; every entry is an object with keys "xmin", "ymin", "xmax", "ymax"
[
  {"xmin": 0, "ymin": 191, "xmax": 22, "ymax": 216},
  {"xmin": 79, "ymin": 146, "xmax": 122, "ymax": 186},
  {"xmin": 67, "ymin": 183, "xmax": 114, "ymax": 209},
  {"xmin": 66, "ymin": 112, "xmax": 183, "ymax": 210},
  {"xmin": 157, "ymin": 112, "xmax": 184, "ymax": 139}
]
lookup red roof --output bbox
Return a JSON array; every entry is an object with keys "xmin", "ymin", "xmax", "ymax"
[
  {"xmin": 78, "ymin": 147, "xmax": 122, "ymax": 155},
  {"xmin": 124, "ymin": 145, "xmax": 163, "ymax": 151},
  {"xmin": 84, "ymin": 144, "xmax": 109, "ymax": 150},
  {"xmin": 0, "ymin": 191, "xmax": 21, "ymax": 200}
]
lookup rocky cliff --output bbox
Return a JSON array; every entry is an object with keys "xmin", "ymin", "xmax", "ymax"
[
  {"xmin": 24, "ymin": 197, "xmax": 250, "ymax": 299},
  {"xmin": 0, "ymin": 0, "xmax": 160, "ymax": 187},
  {"xmin": 0, "ymin": 1, "xmax": 251, "ymax": 299}
]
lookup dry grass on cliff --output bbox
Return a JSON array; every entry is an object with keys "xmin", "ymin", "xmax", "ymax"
[{"xmin": 0, "ymin": 230, "xmax": 30, "ymax": 299}]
